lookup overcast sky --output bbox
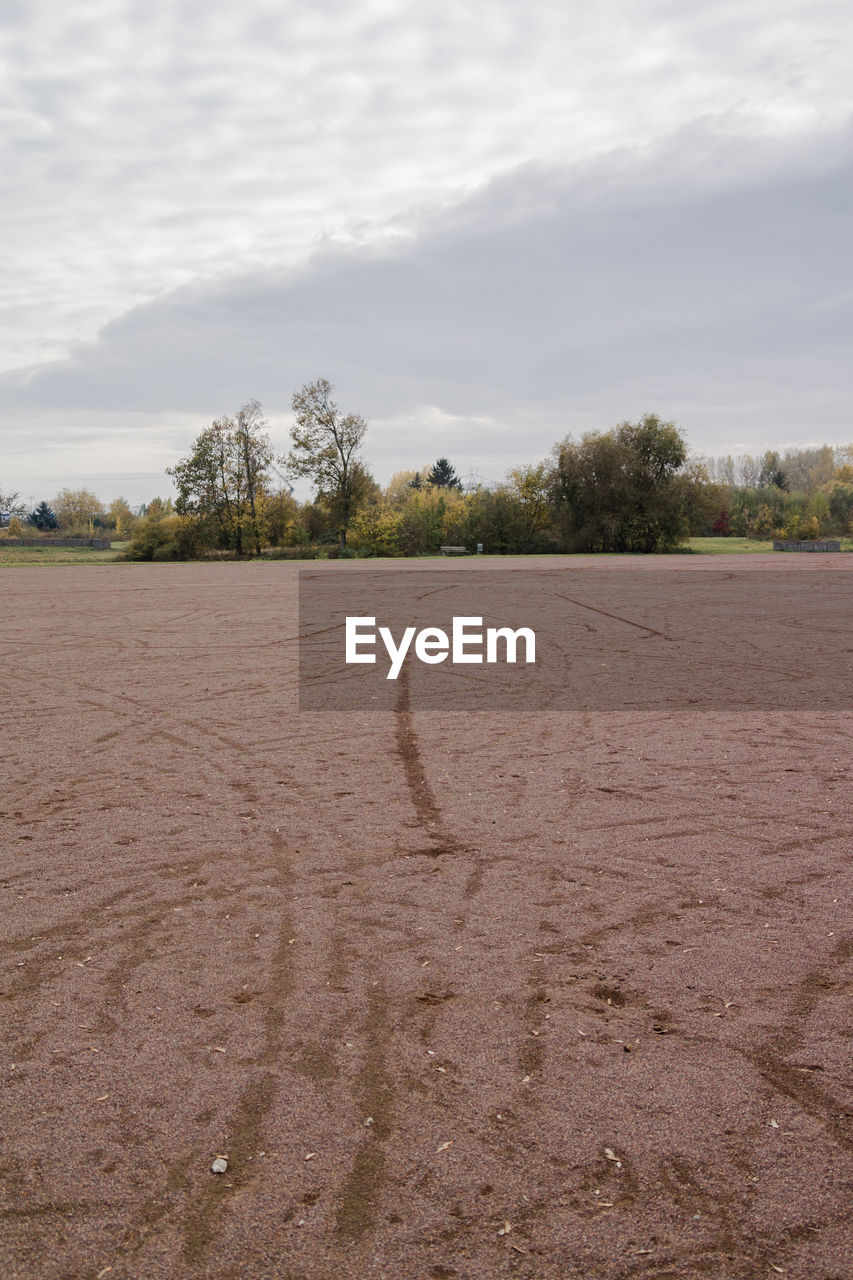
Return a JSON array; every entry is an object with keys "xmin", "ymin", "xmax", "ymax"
[{"xmin": 1, "ymin": 0, "xmax": 851, "ymax": 506}]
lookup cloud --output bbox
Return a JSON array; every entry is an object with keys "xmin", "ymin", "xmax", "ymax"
[
  {"xmin": 2, "ymin": 0, "xmax": 851, "ymax": 369},
  {"xmin": 2, "ymin": 3, "xmax": 851, "ymax": 497},
  {"xmin": 2, "ymin": 126, "xmax": 851, "ymax": 434}
]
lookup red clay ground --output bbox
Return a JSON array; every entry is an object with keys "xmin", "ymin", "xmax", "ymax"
[{"xmin": 1, "ymin": 556, "xmax": 851, "ymax": 1280}]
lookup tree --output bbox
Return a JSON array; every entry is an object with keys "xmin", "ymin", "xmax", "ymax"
[
  {"xmin": 505, "ymin": 463, "xmax": 553, "ymax": 542},
  {"xmin": 127, "ymin": 513, "xmax": 203, "ymax": 561},
  {"xmin": 1, "ymin": 487, "xmax": 27, "ymax": 522},
  {"xmin": 142, "ymin": 497, "xmax": 174, "ymax": 520},
  {"xmin": 263, "ymin": 488, "xmax": 300, "ymax": 547},
  {"xmin": 384, "ymin": 470, "xmax": 419, "ymax": 506},
  {"xmin": 396, "ymin": 487, "xmax": 448, "ymax": 555},
  {"xmin": 428, "ymin": 457, "xmax": 462, "ymax": 490},
  {"xmin": 233, "ymin": 400, "xmax": 274, "ymax": 556},
  {"xmin": 758, "ymin": 451, "xmax": 788, "ymax": 491},
  {"xmin": 28, "ymin": 501, "xmax": 59, "ymax": 531},
  {"xmin": 53, "ymin": 488, "xmax": 105, "ymax": 533},
  {"xmin": 351, "ymin": 501, "xmax": 405, "ymax": 556},
  {"xmin": 827, "ymin": 481, "xmax": 853, "ymax": 533},
  {"xmin": 107, "ymin": 496, "xmax": 137, "ymax": 537},
  {"xmin": 169, "ymin": 400, "xmax": 275, "ymax": 555},
  {"xmin": 781, "ymin": 445, "xmax": 835, "ymax": 493},
  {"xmin": 552, "ymin": 414, "xmax": 691, "ymax": 553},
  {"xmin": 287, "ymin": 379, "xmax": 369, "ymax": 549}
]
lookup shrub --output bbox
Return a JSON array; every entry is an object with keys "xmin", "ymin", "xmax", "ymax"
[
  {"xmin": 126, "ymin": 514, "xmax": 203, "ymax": 560},
  {"xmin": 262, "ymin": 546, "xmax": 319, "ymax": 560},
  {"xmin": 351, "ymin": 503, "xmax": 404, "ymax": 556}
]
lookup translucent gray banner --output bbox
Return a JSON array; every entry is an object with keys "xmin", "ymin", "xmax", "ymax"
[{"xmin": 298, "ymin": 567, "xmax": 853, "ymax": 711}]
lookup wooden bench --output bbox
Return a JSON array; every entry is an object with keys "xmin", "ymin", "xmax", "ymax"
[{"xmin": 439, "ymin": 545, "xmax": 468, "ymax": 555}]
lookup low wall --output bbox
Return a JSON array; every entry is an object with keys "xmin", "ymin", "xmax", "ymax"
[
  {"xmin": 772, "ymin": 539, "xmax": 841, "ymax": 552},
  {"xmin": 0, "ymin": 537, "xmax": 112, "ymax": 548}
]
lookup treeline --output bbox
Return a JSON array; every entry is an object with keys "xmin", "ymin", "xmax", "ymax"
[
  {"xmin": 0, "ymin": 489, "xmax": 144, "ymax": 538},
  {"xmin": 701, "ymin": 446, "xmax": 853, "ymax": 540},
  {"xmin": 124, "ymin": 387, "xmax": 721, "ymax": 559},
  {"xmin": 4, "ymin": 385, "xmax": 851, "ymax": 558}
]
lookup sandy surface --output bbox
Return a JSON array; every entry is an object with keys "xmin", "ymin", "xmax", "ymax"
[{"xmin": 1, "ymin": 556, "xmax": 851, "ymax": 1280}]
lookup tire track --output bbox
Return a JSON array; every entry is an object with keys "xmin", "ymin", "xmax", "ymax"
[
  {"xmin": 553, "ymin": 592, "xmax": 676, "ymax": 641},
  {"xmin": 393, "ymin": 666, "xmax": 457, "ymax": 858},
  {"xmin": 178, "ymin": 831, "xmax": 297, "ymax": 1264},
  {"xmin": 335, "ymin": 984, "xmax": 395, "ymax": 1239},
  {"xmin": 744, "ymin": 934, "xmax": 853, "ymax": 1151}
]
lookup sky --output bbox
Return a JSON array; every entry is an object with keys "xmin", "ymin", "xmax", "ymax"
[{"xmin": 1, "ymin": 0, "xmax": 851, "ymax": 507}]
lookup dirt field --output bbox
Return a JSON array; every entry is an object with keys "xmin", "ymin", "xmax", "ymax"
[{"xmin": 1, "ymin": 557, "xmax": 851, "ymax": 1280}]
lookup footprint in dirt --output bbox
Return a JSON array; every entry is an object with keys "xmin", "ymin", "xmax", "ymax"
[{"xmin": 591, "ymin": 982, "xmax": 628, "ymax": 1007}]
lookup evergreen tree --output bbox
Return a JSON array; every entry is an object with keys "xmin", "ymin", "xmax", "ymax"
[
  {"xmin": 428, "ymin": 457, "xmax": 462, "ymax": 490},
  {"xmin": 28, "ymin": 501, "xmax": 59, "ymax": 531}
]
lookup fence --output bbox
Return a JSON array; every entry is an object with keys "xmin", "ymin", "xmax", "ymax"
[
  {"xmin": 0, "ymin": 537, "xmax": 113, "ymax": 549},
  {"xmin": 772, "ymin": 539, "xmax": 841, "ymax": 552}
]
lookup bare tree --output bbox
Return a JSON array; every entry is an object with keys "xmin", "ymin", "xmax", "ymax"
[
  {"xmin": 286, "ymin": 379, "xmax": 369, "ymax": 549},
  {"xmin": 235, "ymin": 399, "xmax": 273, "ymax": 556},
  {"xmin": 0, "ymin": 486, "xmax": 27, "ymax": 522},
  {"xmin": 168, "ymin": 400, "xmax": 274, "ymax": 556},
  {"xmin": 735, "ymin": 455, "xmax": 761, "ymax": 488}
]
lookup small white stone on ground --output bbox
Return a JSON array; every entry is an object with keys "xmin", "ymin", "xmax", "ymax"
[{"xmin": 211, "ymin": 1157, "xmax": 228, "ymax": 1174}]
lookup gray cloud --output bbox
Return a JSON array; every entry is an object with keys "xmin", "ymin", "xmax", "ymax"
[
  {"xmin": 3, "ymin": 1, "xmax": 851, "ymax": 369},
  {"xmin": 3, "ymin": 128, "xmax": 850, "ymax": 452},
  {"xmin": 2, "ymin": 2, "xmax": 851, "ymax": 497}
]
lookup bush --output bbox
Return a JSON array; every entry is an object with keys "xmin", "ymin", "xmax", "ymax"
[
  {"xmin": 351, "ymin": 503, "xmax": 404, "ymax": 556},
  {"xmin": 262, "ymin": 546, "xmax": 319, "ymax": 560},
  {"xmin": 126, "ymin": 514, "xmax": 203, "ymax": 560}
]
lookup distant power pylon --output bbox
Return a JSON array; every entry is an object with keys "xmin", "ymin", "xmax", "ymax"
[
  {"xmin": 461, "ymin": 472, "xmax": 497, "ymax": 493},
  {"xmin": 268, "ymin": 462, "xmax": 294, "ymax": 496}
]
